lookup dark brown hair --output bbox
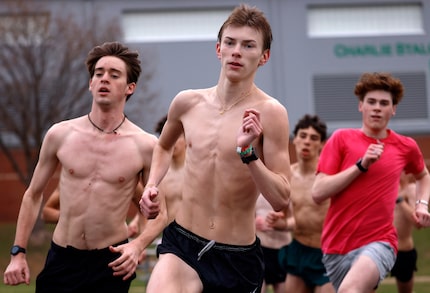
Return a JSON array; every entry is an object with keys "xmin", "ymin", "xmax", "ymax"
[
  {"xmin": 293, "ymin": 114, "xmax": 327, "ymax": 142},
  {"xmin": 85, "ymin": 42, "xmax": 141, "ymax": 101},
  {"xmin": 154, "ymin": 115, "xmax": 167, "ymax": 135},
  {"xmin": 354, "ymin": 72, "xmax": 404, "ymax": 105}
]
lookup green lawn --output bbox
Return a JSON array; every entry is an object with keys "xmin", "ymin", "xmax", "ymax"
[{"xmin": 1, "ymin": 223, "xmax": 429, "ymax": 292}]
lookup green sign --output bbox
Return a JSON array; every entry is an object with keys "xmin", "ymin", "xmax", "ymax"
[{"xmin": 334, "ymin": 42, "xmax": 430, "ymax": 58}]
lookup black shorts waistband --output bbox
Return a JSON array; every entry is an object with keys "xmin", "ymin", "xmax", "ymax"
[
  {"xmin": 51, "ymin": 239, "xmax": 128, "ymax": 256},
  {"xmin": 172, "ymin": 220, "xmax": 259, "ymax": 252}
]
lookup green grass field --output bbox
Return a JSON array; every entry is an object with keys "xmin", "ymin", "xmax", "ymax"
[{"xmin": 1, "ymin": 223, "xmax": 429, "ymax": 292}]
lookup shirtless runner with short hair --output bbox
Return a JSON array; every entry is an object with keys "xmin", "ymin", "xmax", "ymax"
[
  {"xmin": 280, "ymin": 114, "xmax": 335, "ymax": 293},
  {"xmin": 3, "ymin": 42, "xmax": 163, "ymax": 292},
  {"xmin": 140, "ymin": 4, "xmax": 291, "ymax": 292}
]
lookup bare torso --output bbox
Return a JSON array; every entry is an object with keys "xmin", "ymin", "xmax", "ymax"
[
  {"xmin": 52, "ymin": 116, "xmax": 155, "ymax": 249},
  {"xmin": 161, "ymin": 164, "xmax": 184, "ymax": 223},
  {"xmin": 394, "ymin": 182, "xmax": 416, "ymax": 251},
  {"xmin": 290, "ymin": 163, "xmax": 329, "ymax": 248},
  {"xmin": 255, "ymin": 195, "xmax": 292, "ymax": 249},
  {"xmin": 173, "ymin": 86, "xmax": 287, "ymax": 245}
]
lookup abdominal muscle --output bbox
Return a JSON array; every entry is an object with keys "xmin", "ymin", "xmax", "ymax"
[
  {"xmin": 52, "ymin": 212, "xmax": 129, "ymax": 250},
  {"xmin": 174, "ymin": 162, "xmax": 259, "ymax": 246},
  {"xmin": 51, "ymin": 182, "xmax": 132, "ymax": 250}
]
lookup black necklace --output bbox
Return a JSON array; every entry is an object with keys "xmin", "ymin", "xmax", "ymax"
[{"xmin": 87, "ymin": 113, "xmax": 126, "ymax": 134}]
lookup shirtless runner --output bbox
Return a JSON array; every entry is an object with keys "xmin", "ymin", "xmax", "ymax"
[
  {"xmin": 3, "ymin": 42, "xmax": 163, "ymax": 292},
  {"xmin": 255, "ymin": 194, "xmax": 293, "ymax": 293},
  {"xmin": 140, "ymin": 4, "xmax": 291, "ymax": 292},
  {"xmin": 279, "ymin": 114, "xmax": 335, "ymax": 293},
  {"xmin": 153, "ymin": 115, "xmax": 186, "ymax": 224},
  {"xmin": 391, "ymin": 172, "xmax": 419, "ymax": 293}
]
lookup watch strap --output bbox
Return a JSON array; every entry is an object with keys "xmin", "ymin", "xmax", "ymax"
[
  {"xmin": 356, "ymin": 158, "xmax": 368, "ymax": 172},
  {"xmin": 10, "ymin": 245, "xmax": 26, "ymax": 256},
  {"xmin": 240, "ymin": 146, "xmax": 258, "ymax": 164}
]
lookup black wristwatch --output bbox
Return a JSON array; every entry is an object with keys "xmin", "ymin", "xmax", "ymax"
[
  {"xmin": 240, "ymin": 146, "xmax": 259, "ymax": 164},
  {"xmin": 10, "ymin": 245, "xmax": 26, "ymax": 256},
  {"xmin": 355, "ymin": 158, "xmax": 368, "ymax": 172}
]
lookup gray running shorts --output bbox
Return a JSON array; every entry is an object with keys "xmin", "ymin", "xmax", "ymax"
[{"xmin": 322, "ymin": 241, "xmax": 396, "ymax": 290}]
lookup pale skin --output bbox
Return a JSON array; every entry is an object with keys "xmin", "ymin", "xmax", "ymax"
[
  {"xmin": 395, "ymin": 173, "xmax": 418, "ymax": 251},
  {"xmin": 3, "ymin": 55, "xmax": 162, "ymax": 286},
  {"xmin": 41, "ymin": 184, "xmax": 147, "ymax": 238},
  {"xmin": 159, "ymin": 134, "xmax": 186, "ymax": 224},
  {"xmin": 284, "ymin": 126, "xmax": 335, "ymax": 293},
  {"xmin": 41, "ymin": 186, "xmax": 60, "ymax": 224},
  {"xmin": 133, "ymin": 134, "xmax": 185, "ymax": 258},
  {"xmin": 255, "ymin": 195, "xmax": 293, "ymax": 249},
  {"xmin": 393, "ymin": 173, "xmax": 418, "ymax": 293},
  {"xmin": 255, "ymin": 195, "xmax": 293, "ymax": 293},
  {"xmin": 312, "ymin": 90, "xmax": 430, "ymax": 293},
  {"xmin": 290, "ymin": 127, "xmax": 327, "ymax": 248},
  {"xmin": 121, "ymin": 134, "xmax": 184, "ymax": 260},
  {"xmin": 140, "ymin": 25, "xmax": 291, "ymax": 292}
]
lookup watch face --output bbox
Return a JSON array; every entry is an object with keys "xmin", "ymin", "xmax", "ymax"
[
  {"xmin": 11, "ymin": 246, "xmax": 19, "ymax": 255},
  {"xmin": 11, "ymin": 245, "xmax": 25, "ymax": 255}
]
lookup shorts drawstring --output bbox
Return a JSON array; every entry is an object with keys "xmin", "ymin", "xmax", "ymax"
[{"xmin": 197, "ymin": 240, "xmax": 215, "ymax": 261}]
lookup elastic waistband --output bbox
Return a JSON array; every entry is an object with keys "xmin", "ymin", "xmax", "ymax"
[
  {"xmin": 172, "ymin": 220, "xmax": 259, "ymax": 252},
  {"xmin": 292, "ymin": 238, "xmax": 323, "ymax": 253},
  {"xmin": 51, "ymin": 239, "xmax": 128, "ymax": 256}
]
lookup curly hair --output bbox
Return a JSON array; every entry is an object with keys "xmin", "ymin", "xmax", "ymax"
[{"xmin": 354, "ymin": 72, "xmax": 404, "ymax": 105}]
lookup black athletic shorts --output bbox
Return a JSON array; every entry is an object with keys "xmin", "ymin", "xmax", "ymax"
[
  {"xmin": 36, "ymin": 239, "xmax": 135, "ymax": 293},
  {"xmin": 261, "ymin": 246, "xmax": 286, "ymax": 285},
  {"xmin": 391, "ymin": 248, "xmax": 417, "ymax": 282},
  {"xmin": 157, "ymin": 220, "xmax": 264, "ymax": 293}
]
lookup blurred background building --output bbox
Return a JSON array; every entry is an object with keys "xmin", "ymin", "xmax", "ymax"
[{"xmin": 1, "ymin": 0, "xmax": 429, "ymax": 220}]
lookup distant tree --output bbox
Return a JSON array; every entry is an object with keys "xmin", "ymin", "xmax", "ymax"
[{"xmin": 0, "ymin": 0, "xmax": 156, "ymax": 186}]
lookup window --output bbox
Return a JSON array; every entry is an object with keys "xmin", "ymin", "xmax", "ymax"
[
  {"xmin": 313, "ymin": 72, "xmax": 428, "ymax": 123},
  {"xmin": 307, "ymin": 3, "xmax": 424, "ymax": 38},
  {"xmin": 122, "ymin": 9, "xmax": 231, "ymax": 43}
]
